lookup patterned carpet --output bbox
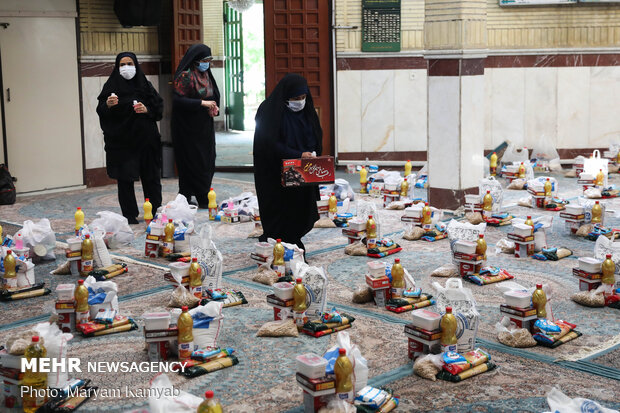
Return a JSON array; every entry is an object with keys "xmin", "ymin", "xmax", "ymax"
[{"xmin": 1, "ymin": 172, "xmax": 619, "ymax": 412}]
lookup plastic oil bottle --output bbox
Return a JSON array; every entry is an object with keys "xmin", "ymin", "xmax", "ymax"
[
  {"xmin": 476, "ymin": 234, "xmax": 487, "ymax": 259},
  {"xmin": 390, "ymin": 258, "xmax": 405, "ymax": 298},
  {"xmin": 366, "ymin": 215, "xmax": 377, "ymax": 249},
  {"xmin": 490, "ymin": 152, "xmax": 498, "ymax": 176},
  {"xmin": 334, "ymin": 348, "xmax": 354, "ymax": 401},
  {"xmin": 524, "ymin": 216, "xmax": 535, "ymax": 232},
  {"xmin": 518, "ymin": 162, "xmax": 526, "ymax": 179},
  {"xmin": 328, "ymin": 192, "xmax": 338, "ymax": 218},
  {"xmin": 359, "ymin": 166, "xmax": 368, "ymax": 194},
  {"xmin": 75, "ymin": 279, "xmax": 90, "ymax": 324},
  {"xmin": 143, "ymin": 198, "xmax": 153, "ymax": 226},
  {"xmin": 602, "ymin": 254, "xmax": 616, "ymax": 288},
  {"xmin": 22, "ymin": 336, "xmax": 47, "ymax": 413},
  {"xmin": 404, "ymin": 159, "xmax": 412, "ymax": 177},
  {"xmin": 440, "ymin": 306, "xmax": 458, "ymax": 353},
  {"xmin": 544, "ymin": 178, "xmax": 552, "ymax": 198},
  {"xmin": 272, "ymin": 239, "xmax": 286, "ymax": 277},
  {"xmin": 482, "ymin": 190, "xmax": 493, "ymax": 218},
  {"xmin": 81, "ymin": 235, "xmax": 94, "ymax": 275},
  {"xmin": 189, "ymin": 257, "xmax": 203, "ymax": 299},
  {"xmin": 178, "ymin": 306, "xmax": 194, "ymax": 361},
  {"xmin": 2, "ymin": 250, "xmax": 16, "ymax": 290},
  {"xmin": 162, "ymin": 219, "xmax": 175, "ymax": 256},
  {"xmin": 531, "ymin": 284, "xmax": 547, "ymax": 318},
  {"xmin": 197, "ymin": 390, "xmax": 223, "ymax": 413},
  {"xmin": 422, "ymin": 202, "xmax": 432, "ymax": 227},
  {"xmin": 293, "ymin": 278, "xmax": 308, "ymax": 331},
  {"xmin": 596, "ymin": 169, "xmax": 605, "ymax": 187},
  {"xmin": 400, "ymin": 178, "xmax": 409, "ymax": 199},
  {"xmin": 591, "ymin": 201, "xmax": 603, "ymax": 224},
  {"xmin": 74, "ymin": 207, "xmax": 84, "ymax": 235},
  {"xmin": 208, "ymin": 188, "xmax": 218, "ymax": 221}
]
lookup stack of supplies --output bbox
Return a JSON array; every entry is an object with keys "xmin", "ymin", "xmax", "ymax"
[
  {"xmin": 532, "ymin": 319, "xmax": 581, "ymax": 348},
  {"xmin": 436, "ymin": 349, "xmax": 496, "ymax": 382}
]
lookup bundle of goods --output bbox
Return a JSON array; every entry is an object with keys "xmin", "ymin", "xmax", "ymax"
[
  {"xmin": 571, "ymin": 255, "xmax": 620, "ymax": 308},
  {"xmin": 145, "ymin": 217, "xmax": 192, "ymax": 258},
  {"xmin": 531, "ymin": 319, "xmax": 581, "ymax": 348},
  {"xmin": 532, "ymin": 247, "xmax": 573, "ymax": 262},
  {"xmin": 508, "ymin": 219, "xmax": 536, "ymax": 258},
  {"xmin": 560, "ymin": 204, "xmax": 586, "ymax": 234},
  {"xmin": 302, "ymin": 309, "xmax": 356, "ymax": 338},
  {"xmin": 367, "ymin": 238, "xmax": 402, "ymax": 258},
  {"xmin": 436, "ymin": 349, "xmax": 496, "ymax": 382},
  {"xmin": 451, "ymin": 236, "xmax": 514, "ymax": 285},
  {"xmin": 527, "ymin": 177, "xmax": 566, "ymax": 210},
  {"xmin": 1, "ymin": 249, "xmax": 50, "ymax": 301},
  {"xmin": 199, "ymin": 289, "xmax": 247, "ymax": 308},
  {"xmin": 586, "ymin": 224, "xmax": 618, "ymax": 241},
  {"xmin": 404, "ymin": 309, "xmax": 442, "ymax": 359},
  {"xmin": 467, "ymin": 267, "xmax": 514, "ymax": 286}
]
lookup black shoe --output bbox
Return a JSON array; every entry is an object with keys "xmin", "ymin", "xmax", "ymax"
[
  {"xmin": 188, "ymin": 199, "xmax": 198, "ymax": 207},
  {"xmin": 126, "ymin": 217, "xmax": 139, "ymax": 225}
]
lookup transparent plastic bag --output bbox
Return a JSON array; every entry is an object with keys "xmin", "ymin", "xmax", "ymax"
[
  {"xmin": 160, "ymin": 194, "xmax": 197, "ymax": 223},
  {"xmin": 190, "ymin": 224, "xmax": 223, "ymax": 290},
  {"xmin": 501, "ymin": 143, "xmax": 529, "ymax": 164},
  {"xmin": 324, "ymin": 331, "xmax": 368, "ymax": 392},
  {"xmin": 33, "ymin": 322, "xmax": 73, "ymax": 388},
  {"xmin": 479, "ymin": 176, "xmax": 503, "ymax": 212},
  {"xmin": 20, "ymin": 218, "xmax": 56, "ymax": 260},
  {"xmin": 413, "ymin": 353, "xmax": 444, "ymax": 381},
  {"xmin": 544, "ymin": 387, "xmax": 619, "ymax": 413},
  {"xmin": 148, "ymin": 373, "xmax": 202, "ymax": 413},
  {"xmin": 90, "ymin": 211, "xmax": 134, "ymax": 249}
]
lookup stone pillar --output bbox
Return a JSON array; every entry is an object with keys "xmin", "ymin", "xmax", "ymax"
[{"xmin": 425, "ymin": 0, "xmax": 487, "ymax": 210}]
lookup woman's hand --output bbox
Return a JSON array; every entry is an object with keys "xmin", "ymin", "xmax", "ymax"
[
  {"xmin": 133, "ymin": 102, "xmax": 148, "ymax": 114},
  {"xmin": 201, "ymin": 100, "xmax": 217, "ymax": 109},
  {"xmin": 106, "ymin": 94, "xmax": 118, "ymax": 108},
  {"xmin": 301, "ymin": 152, "xmax": 315, "ymax": 158},
  {"xmin": 209, "ymin": 105, "xmax": 219, "ymax": 117}
]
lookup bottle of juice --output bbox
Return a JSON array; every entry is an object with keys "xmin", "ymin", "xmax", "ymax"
[
  {"xmin": 531, "ymin": 284, "xmax": 547, "ymax": 318},
  {"xmin": 22, "ymin": 336, "xmax": 47, "ymax": 413},
  {"xmin": 366, "ymin": 215, "xmax": 377, "ymax": 249},
  {"xmin": 162, "ymin": 219, "xmax": 175, "ymax": 256},
  {"xmin": 208, "ymin": 188, "xmax": 217, "ymax": 221},
  {"xmin": 591, "ymin": 201, "xmax": 603, "ymax": 224},
  {"xmin": 74, "ymin": 207, "xmax": 84, "ymax": 235},
  {"xmin": 189, "ymin": 258, "xmax": 202, "ymax": 298},
  {"xmin": 482, "ymin": 190, "xmax": 493, "ymax": 216},
  {"xmin": 440, "ymin": 307, "xmax": 458, "ymax": 353},
  {"xmin": 293, "ymin": 278, "xmax": 308, "ymax": 331},
  {"xmin": 400, "ymin": 178, "xmax": 409, "ymax": 198},
  {"xmin": 334, "ymin": 348, "xmax": 354, "ymax": 401},
  {"xmin": 143, "ymin": 198, "xmax": 153, "ymax": 226},
  {"xmin": 2, "ymin": 250, "xmax": 16, "ymax": 290},
  {"xmin": 422, "ymin": 202, "xmax": 432, "ymax": 226},
  {"xmin": 178, "ymin": 306, "xmax": 194, "ymax": 361},
  {"xmin": 544, "ymin": 178, "xmax": 552, "ymax": 198},
  {"xmin": 328, "ymin": 192, "xmax": 338, "ymax": 215},
  {"xmin": 596, "ymin": 169, "xmax": 605, "ymax": 187},
  {"xmin": 197, "ymin": 390, "xmax": 223, "ymax": 413},
  {"xmin": 476, "ymin": 234, "xmax": 487, "ymax": 259},
  {"xmin": 602, "ymin": 254, "xmax": 616, "ymax": 286},
  {"xmin": 390, "ymin": 258, "xmax": 405, "ymax": 298},
  {"xmin": 490, "ymin": 152, "xmax": 498, "ymax": 176},
  {"xmin": 75, "ymin": 279, "xmax": 90, "ymax": 324},
  {"xmin": 360, "ymin": 166, "xmax": 368, "ymax": 194},
  {"xmin": 404, "ymin": 159, "xmax": 412, "ymax": 177},
  {"xmin": 0, "ymin": 222, "xmax": 3, "ymax": 241},
  {"xmin": 518, "ymin": 162, "xmax": 526, "ymax": 179},
  {"xmin": 272, "ymin": 239, "xmax": 285, "ymax": 277},
  {"xmin": 81, "ymin": 235, "xmax": 94, "ymax": 275}
]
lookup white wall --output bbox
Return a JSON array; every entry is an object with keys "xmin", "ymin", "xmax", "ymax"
[{"xmin": 336, "ymin": 65, "xmax": 620, "ymax": 156}]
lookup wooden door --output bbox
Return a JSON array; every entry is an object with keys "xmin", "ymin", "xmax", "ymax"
[
  {"xmin": 264, "ymin": 0, "xmax": 333, "ymax": 156},
  {"xmin": 172, "ymin": 0, "xmax": 202, "ymax": 73}
]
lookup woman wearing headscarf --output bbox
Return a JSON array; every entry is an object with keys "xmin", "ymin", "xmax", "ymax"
[
  {"xmin": 253, "ymin": 74, "xmax": 322, "ymax": 254},
  {"xmin": 97, "ymin": 52, "xmax": 163, "ymax": 224},
  {"xmin": 171, "ymin": 44, "xmax": 220, "ymax": 208}
]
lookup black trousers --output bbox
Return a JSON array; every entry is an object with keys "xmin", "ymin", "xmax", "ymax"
[{"xmin": 117, "ymin": 177, "xmax": 162, "ymax": 220}]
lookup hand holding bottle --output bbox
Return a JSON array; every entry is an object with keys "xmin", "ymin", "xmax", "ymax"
[
  {"xmin": 106, "ymin": 93, "xmax": 118, "ymax": 108},
  {"xmin": 133, "ymin": 101, "xmax": 148, "ymax": 114}
]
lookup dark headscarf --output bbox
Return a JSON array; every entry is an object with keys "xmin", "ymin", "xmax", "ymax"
[{"xmin": 173, "ymin": 44, "xmax": 220, "ymax": 104}]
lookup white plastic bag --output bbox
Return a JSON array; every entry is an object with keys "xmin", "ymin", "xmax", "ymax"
[
  {"xmin": 148, "ymin": 373, "xmax": 203, "ymax": 413},
  {"xmin": 20, "ymin": 219, "xmax": 56, "ymax": 260},
  {"xmin": 33, "ymin": 322, "xmax": 73, "ymax": 388},
  {"xmin": 446, "ymin": 219, "xmax": 486, "ymax": 256},
  {"xmin": 189, "ymin": 301, "xmax": 224, "ymax": 350},
  {"xmin": 584, "ymin": 150, "xmax": 609, "ymax": 186},
  {"xmin": 479, "ymin": 176, "xmax": 503, "ymax": 212},
  {"xmin": 527, "ymin": 176, "xmax": 559, "ymax": 197},
  {"xmin": 544, "ymin": 387, "xmax": 619, "ymax": 413},
  {"xmin": 190, "ymin": 224, "xmax": 223, "ymax": 290},
  {"xmin": 531, "ymin": 137, "xmax": 560, "ymax": 162},
  {"xmin": 292, "ymin": 263, "xmax": 328, "ymax": 318},
  {"xmin": 84, "ymin": 276, "xmax": 119, "ymax": 319},
  {"xmin": 323, "ymin": 331, "xmax": 368, "ymax": 392},
  {"xmin": 501, "ymin": 143, "xmax": 529, "ymax": 165},
  {"xmin": 90, "ymin": 211, "xmax": 134, "ymax": 249},
  {"xmin": 595, "ymin": 230, "xmax": 620, "ymax": 276},
  {"xmin": 432, "ymin": 278, "xmax": 480, "ymax": 352},
  {"xmin": 160, "ymin": 194, "xmax": 197, "ymax": 223},
  {"xmin": 318, "ymin": 399, "xmax": 357, "ymax": 413}
]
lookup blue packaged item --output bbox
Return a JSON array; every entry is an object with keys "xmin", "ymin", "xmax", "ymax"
[
  {"xmin": 403, "ymin": 288, "xmax": 422, "ymax": 298},
  {"xmin": 479, "ymin": 266, "xmax": 500, "ymax": 276},
  {"xmin": 174, "ymin": 227, "xmax": 187, "ymax": 241},
  {"xmin": 208, "ymin": 289, "xmax": 228, "ymax": 300},
  {"xmin": 535, "ymin": 319, "xmax": 561, "ymax": 333},
  {"xmin": 284, "ymin": 248, "xmax": 294, "ymax": 262},
  {"xmin": 337, "ymin": 213, "xmax": 353, "ymax": 219},
  {"xmin": 532, "ymin": 253, "xmax": 548, "ymax": 261},
  {"xmin": 355, "ymin": 386, "xmax": 390, "ymax": 410},
  {"xmin": 368, "ymin": 165, "xmax": 379, "ymax": 173},
  {"xmin": 443, "ymin": 351, "xmax": 466, "ymax": 365},
  {"xmin": 87, "ymin": 287, "xmax": 108, "ymax": 305},
  {"xmin": 191, "ymin": 347, "xmax": 221, "ymax": 361},
  {"xmin": 321, "ymin": 307, "xmax": 342, "ymax": 324}
]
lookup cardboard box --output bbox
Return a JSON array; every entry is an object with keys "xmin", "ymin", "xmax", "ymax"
[
  {"xmin": 282, "ymin": 156, "xmax": 335, "ymax": 187},
  {"xmin": 576, "ymin": 277, "xmax": 602, "ymax": 292},
  {"xmin": 365, "ymin": 274, "xmax": 390, "ymax": 290},
  {"xmin": 372, "ymin": 288, "xmax": 390, "ymax": 307}
]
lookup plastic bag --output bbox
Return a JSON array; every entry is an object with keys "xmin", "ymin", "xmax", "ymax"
[
  {"xmin": 594, "ymin": 230, "xmax": 620, "ymax": 275},
  {"xmin": 584, "ymin": 150, "xmax": 609, "ymax": 186},
  {"xmin": 33, "ymin": 322, "xmax": 73, "ymax": 388},
  {"xmin": 544, "ymin": 387, "xmax": 619, "ymax": 413},
  {"xmin": 479, "ymin": 177, "xmax": 503, "ymax": 212},
  {"xmin": 189, "ymin": 301, "xmax": 224, "ymax": 350},
  {"xmin": 292, "ymin": 263, "xmax": 328, "ymax": 318},
  {"xmin": 333, "ymin": 178, "xmax": 355, "ymax": 201},
  {"xmin": 168, "ymin": 284, "xmax": 199, "ymax": 308},
  {"xmin": 527, "ymin": 176, "xmax": 559, "ymax": 197},
  {"xmin": 495, "ymin": 316, "xmax": 536, "ymax": 348},
  {"xmin": 84, "ymin": 276, "xmax": 118, "ymax": 319},
  {"xmin": 531, "ymin": 137, "xmax": 560, "ymax": 162},
  {"xmin": 256, "ymin": 319, "xmax": 298, "ymax": 337},
  {"xmin": 584, "ymin": 187, "xmax": 602, "ymax": 199},
  {"xmin": 148, "ymin": 373, "xmax": 203, "ymax": 413},
  {"xmin": 318, "ymin": 399, "xmax": 357, "ymax": 413},
  {"xmin": 413, "ymin": 353, "xmax": 444, "ymax": 381},
  {"xmin": 500, "ymin": 143, "xmax": 529, "ymax": 164},
  {"xmin": 432, "ymin": 278, "xmax": 480, "ymax": 352},
  {"xmin": 446, "ymin": 219, "xmax": 486, "ymax": 256},
  {"xmin": 160, "ymin": 194, "xmax": 197, "ymax": 223},
  {"xmin": 90, "ymin": 211, "xmax": 134, "ymax": 249},
  {"xmin": 20, "ymin": 218, "xmax": 56, "ymax": 260},
  {"xmin": 323, "ymin": 331, "xmax": 368, "ymax": 392},
  {"xmin": 190, "ymin": 224, "xmax": 223, "ymax": 290}
]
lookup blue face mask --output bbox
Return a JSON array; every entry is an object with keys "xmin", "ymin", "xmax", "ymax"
[{"xmin": 197, "ymin": 62, "xmax": 210, "ymax": 72}]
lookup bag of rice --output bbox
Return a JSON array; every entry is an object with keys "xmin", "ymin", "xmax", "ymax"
[
  {"xmin": 465, "ymin": 212, "xmax": 484, "ymax": 225},
  {"xmin": 413, "ymin": 353, "xmax": 443, "ymax": 381},
  {"xmin": 345, "ymin": 241, "xmax": 367, "ymax": 256},
  {"xmin": 430, "ymin": 264, "xmax": 458, "ymax": 278},
  {"xmin": 314, "ymin": 217, "xmax": 337, "ymax": 228},
  {"xmin": 256, "ymin": 319, "xmax": 299, "ymax": 337}
]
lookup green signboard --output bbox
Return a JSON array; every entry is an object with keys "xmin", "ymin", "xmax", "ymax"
[{"xmin": 362, "ymin": 0, "xmax": 400, "ymax": 52}]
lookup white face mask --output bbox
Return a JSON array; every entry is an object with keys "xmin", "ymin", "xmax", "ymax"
[
  {"xmin": 119, "ymin": 65, "xmax": 136, "ymax": 80},
  {"xmin": 287, "ymin": 98, "xmax": 306, "ymax": 112}
]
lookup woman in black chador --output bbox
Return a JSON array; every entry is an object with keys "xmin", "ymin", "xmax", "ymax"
[
  {"xmin": 253, "ymin": 74, "xmax": 322, "ymax": 254},
  {"xmin": 171, "ymin": 44, "xmax": 220, "ymax": 208},
  {"xmin": 97, "ymin": 52, "xmax": 163, "ymax": 224}
]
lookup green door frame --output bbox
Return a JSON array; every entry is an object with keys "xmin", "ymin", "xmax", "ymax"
[{"xmin": 224, "ymin": 2, "xmax": 245, "ymax": 131}]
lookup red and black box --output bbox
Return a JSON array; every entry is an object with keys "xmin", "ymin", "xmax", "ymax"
[{"xmin": 282, "ymin": 156, "xmax": 335, "ymax": 187}]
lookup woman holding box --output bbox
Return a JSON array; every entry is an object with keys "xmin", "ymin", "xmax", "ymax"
[
  {"xmin": 97, "ymin": 52, "xmax": 163, "ymax": 224},
  {"xmin": 253, "ymin": 74, "xmax": 322, "ymax": 255}
]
